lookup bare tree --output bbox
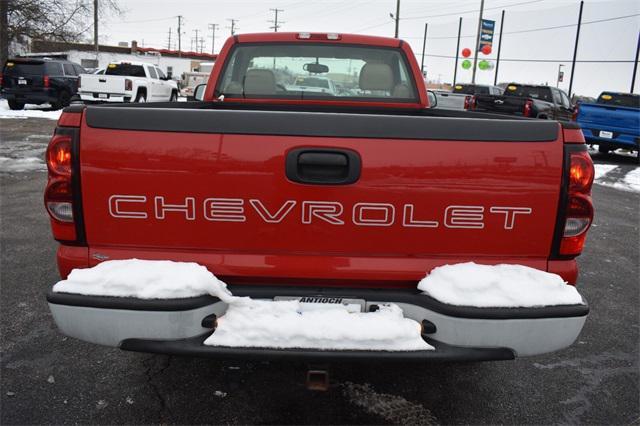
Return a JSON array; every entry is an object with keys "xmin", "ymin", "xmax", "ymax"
[{"xmin": 1, "ymin": 0, "xmax": 121, "ymax": 64}]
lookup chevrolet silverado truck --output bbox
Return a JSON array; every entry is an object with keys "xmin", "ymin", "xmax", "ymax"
[
  {"xmin": 77, "ymin": 61, "xmax": 178, "ymax": 103},
  {"xmin": 575, "ymin": 92, "xmax": 639, "ymax": 161},
  {"xmin": 433, "ymin": 84, "xmax": 503, "ymax": 111},
  {"xmin": 472, "ymin": 83, "xmax": 574, "ymax": 120},
  {"xmin": 45, "ymin": 32, "xmax": 594, "ymax": 362}
]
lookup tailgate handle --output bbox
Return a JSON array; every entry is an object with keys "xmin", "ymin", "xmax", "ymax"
[{"xmin": 286, "ymin": 148, "xmax": 361, "ymax": 185}]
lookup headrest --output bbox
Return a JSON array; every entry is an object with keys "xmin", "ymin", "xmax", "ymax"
[
  {"xmin": 244, "ymin": 69, "xmax": 276, "ymax": 95},
  {"xmin": 359, "ymin": 62, "xmax": 393, "ymax": 91}
]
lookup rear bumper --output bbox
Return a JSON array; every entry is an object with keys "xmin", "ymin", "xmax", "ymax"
[
  {"xmin": 581, "ymin": 127, "xmax": 639, "ymax": 150},
  {"xmin": 78, "ymin": 92, "xmax": 132, "ymax": 103},
  {"xmin": 47, "ymin": 285, "xmax": 588, "ymax": 361},
  {"xmin": 1, "ymin": 88, "xmax": 57, "ymax": 104}
]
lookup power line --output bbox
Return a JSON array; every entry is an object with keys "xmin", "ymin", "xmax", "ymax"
[
  {"xmin": 422, "ymin": 53, "xmax": 637, "ymax": 63},
  {"xmin": 118, "ymin": 16, "xmax": 176, "ymax": 24},
  {"xmin": 401, "ymin": 0, "xmax": 544, "ymax": 21},
  {"xmin": 403, "ymin": 12, "xmax": 640, "ymax": 40}
]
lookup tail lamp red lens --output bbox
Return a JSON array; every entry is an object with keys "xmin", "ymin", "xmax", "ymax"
[
  {"xmin": 572, "ymin": 103, "xmax": 579, "ymax": 121},
  {"xmin": 560, "ymin": 150, "xmax": 595, "ymax": 256},
  {"xmin": 463, "ymin": 95, "xmax": 471, "ymax": 110},
  {"xmin": 47, "ymin": 135, "xmax": 72, "ymax": 176},
  {"xmin": 523, "ymin": 100, "xmax": 533, "ymax": 117},
  {"xmin": 43, "ymin": 75, "xmax": 50, "ymax": 88},
  {"xmin": 0, "ymin": 73, "xmax": 3, "ymax": 87},
  {"xmin": 125, "ymin": 78, "xmax": 132, "ymax": 91},
  {"xmin": 45, "ymin": 180, "xmax": 74, "ymax": 222}
]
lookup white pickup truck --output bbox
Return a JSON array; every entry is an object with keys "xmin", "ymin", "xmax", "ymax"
[{"xmin": 78, "ymin": 61, "xmax": 178, "ymax": 103}]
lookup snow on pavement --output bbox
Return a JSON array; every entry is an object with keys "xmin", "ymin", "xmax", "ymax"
[
  {"xmin": 593, "ymin": 164, "xmax": 640, "ymax": 193},
  {"xmin": 0, "ymin": 99, "xmax": 62, "ymax": 120},
  {"xmin": 418, "ymin": 262, "xmax": 584, "ymax": 308},
  {"xmin": 204, "ymin": 299, "xmax": 433, "ymax": 351}
]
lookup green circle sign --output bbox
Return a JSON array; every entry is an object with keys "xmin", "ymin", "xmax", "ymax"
[
  {"xmin": 479, "ymin": 60, "xmax": 489, "ymax": 70},
  {"xmin": 461, "ymin": 59, "xmax": 472, "ymax": 69}
]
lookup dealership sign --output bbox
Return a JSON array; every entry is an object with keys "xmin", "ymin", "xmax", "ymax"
[{"xmin": 478, "ymin": 19, "xmax": 495, "ymax": 52}]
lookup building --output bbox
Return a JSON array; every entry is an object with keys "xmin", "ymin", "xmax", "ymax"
[{"xmin": 23, "ymin": 40, "xmax": 217, "ymax": 80}]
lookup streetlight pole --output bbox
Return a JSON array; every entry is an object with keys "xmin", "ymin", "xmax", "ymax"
[
  {"xmin": 420, "ymin": 23, "xmax": 428, "ymax": 75},
  {"xmin": 394, "ymin": 0, "xmax": 400, "ymax": 38},
  {"xmin": 471, "ymin": 0, "xmax": 485, "ymax": 84}
]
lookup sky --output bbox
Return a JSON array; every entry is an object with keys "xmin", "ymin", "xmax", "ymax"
[{"xmin": 99, "ymin": 0, "xmax": 640, "ymax": 97}]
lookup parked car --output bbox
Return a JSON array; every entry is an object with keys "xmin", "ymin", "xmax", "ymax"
[
  {"xmin": 432, "ymin": 84, "xmax": 502, "ymax": 110},
  {"xmin": 471, "ymin": 83, "xmax": 574, "ymax": 120},
  {"xmin": 0, "ymin": 57, "xmax": 85, "ymax": 110},
  {"xmin": 45, "ymin": 32, "xmax": 592, "ymax": 364},
  {"xmin": 575, "ymin": 92, "xmax": 639, "ymax": 161},
  {"xmin": 287, "ymin": 75, "xmax": 338, "ymax": 96},
  {"xmin": 77, "ymin": 60, "xmax": 178, "ymax": 103},
  {"xmin": 179, "ymin": 71, "xmax": 209, "ymax": 97}
]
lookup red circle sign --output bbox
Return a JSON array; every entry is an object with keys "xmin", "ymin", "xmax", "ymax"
[
  {"xmin": 461, "ymin": 48, "xmax": 471, "ymax": 58},
  {"xmin": 481, "ymin": 45, "xmax": 492, "ymax": 55}
]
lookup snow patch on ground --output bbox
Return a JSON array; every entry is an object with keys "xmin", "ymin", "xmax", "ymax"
[
  {"xmin": 418, "ymin": 262, "xmax": 584, "ymax": 308},
  {"xmin": 204, "ymin": 299, "xmax": 433, "ymax": 351},
  {"xmin": 0, "ymin": 156, "xmax": 45, "ymax": 172},
  {"xmin": 593, "ymin": 164, "xmax": 618, "ymax": 180},
  {"xmin": 53, "ymin": 259, "xmax": 236, "ymax": 302},
  {"xmin": 0, "ymin": 99, "xmax": 62, "ymax": 120}
]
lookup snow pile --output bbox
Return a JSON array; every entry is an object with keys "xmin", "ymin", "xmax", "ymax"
[
  {"xmin": 418, "ymin": 262, "xmax": 584, "ymax": 308},
  {"xmin": 593, "ymin": 164, "xmax": 617, "ymax": 180},
  {"xmin": 53, "ymin": 259, "xmax": 236, "ymax": 302},
  {"xmin": 593, "ymin": 164, "xmax": 640, "ymax": 193},
  {"xmin": 0, "ymin": 99, "xmax": 62, "ymax": 120},
  {"xmin": 204, "ymin": 300, "xmax": 432, "ymax": 351}
]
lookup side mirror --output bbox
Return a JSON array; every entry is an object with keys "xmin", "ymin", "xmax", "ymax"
[
  {"xmin": 427, "ymin": 90, "xmax": 437, "ymax": 108},
  {"xmin": 193, "ymin": 84, "xmax": 206, "ymax": 101}
]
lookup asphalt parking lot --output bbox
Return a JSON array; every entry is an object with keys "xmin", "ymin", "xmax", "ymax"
[{"xmin": 1, "ymin": 116, "xmax": 638, "ymax": 425}]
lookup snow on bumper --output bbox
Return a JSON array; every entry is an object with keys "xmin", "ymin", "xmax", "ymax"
[{"xmin": 47, "ymin": 287, "xmax": 588, "ymax": 359}]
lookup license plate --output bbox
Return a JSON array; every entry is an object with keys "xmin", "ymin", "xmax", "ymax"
[
  {"xmin": 274, "ymin": 296, "xmax": 366, "ymax": 313},
  {"xmin": 18, "ymin": 79, "xmax": 27, "ymax": 85},
  {"xmin": 599, "ymin": 130, "xmax": 613, "ymax": 139},
  {"xmin": 98, "ymin": 93, "xmax": 108, "ymax": 99}
]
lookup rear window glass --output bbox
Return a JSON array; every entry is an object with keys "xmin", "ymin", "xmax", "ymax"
[
  {"xmin": 452, "ymin": 85, "xmax": 489, "ymax": 95},
  {"xmin": 45, "ymin": 63, "xmax": 63, "ymax": 75},
  {"xmin": 4, "ymin": 62, "xmax": 44, "ymax": 75},
  {"xmin": 216, "ymin": 43, "xmax": 417, "ymax": 102},
  {"xmin": 105, "ymin": 63, "xmax": 146, "ymax": 77},
  {"xmin": 504, "ymin": 85, "xmax": 552, "ymax": 102},
  {"xmin": 597, "ymin": 92, "xmax": 640, "ymax": 108}
]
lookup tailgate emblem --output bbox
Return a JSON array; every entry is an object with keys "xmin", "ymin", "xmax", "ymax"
[{"xmin": 494, "ymin": 99, "xmax": 504, "ymax": 104}]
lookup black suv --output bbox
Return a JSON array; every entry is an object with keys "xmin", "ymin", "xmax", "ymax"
[{"xmin": 1, "ymin": 58, "xmax": 86, "ymax": 110}]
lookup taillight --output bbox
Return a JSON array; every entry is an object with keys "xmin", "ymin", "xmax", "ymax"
[
  {"xmin": 125, "ymin": 78, "xmax": 132, "ymax": 91},
  {"xmin": 560, "ymin": 150, "xmax": 594, "ymax": 256},
  {"xmin": 523, "ymin": 99, "xmax": 533, "ymax": 117},
  {"xmin": 46, "ymin": 135, "xmax": 72, "ymax": 176},
  {"xmin": 463, "ymin": 95, "xmax": 471, "ymax": 110},
  {"xmin": 43, "ymin": 75, "xmax": 50, "ymax": 88},
  {"xmin": 0, "ymin": 73, "xmax": 3, "ymax": 87},
  {"xmin": 45, "ymin": 133, "xmax": 76, "ymax": 237},
  {"xmin": 572, "ymin": 103, "xmax": 579, "ymax": 121}
]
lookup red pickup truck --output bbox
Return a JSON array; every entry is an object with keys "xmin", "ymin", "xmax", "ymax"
[{"xmin": 45, "ymin": 33, "xmax": 593, "ymax": 362}]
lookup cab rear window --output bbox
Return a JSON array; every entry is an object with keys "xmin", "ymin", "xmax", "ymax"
[
  {"xmin": 3, "ymin": 62, "xmax": 44, "ymax": 75},
  {"xmin": 105, "ymin": 63, "xmax": 146, "ymax": 77},
  {"xmin": 216, "ymin": 43, "xmax": 418, "ymax": 102},
  {"xmin": 504, "ymin": 85, "xmax": 552, "ymax": 102},
  {"xmin": 597, "ymin": 93, "xmax": 640, "ymax": 108},
  {"xmin": 452, "ymin": 85, "xmax": 489, "ymax": 95}
]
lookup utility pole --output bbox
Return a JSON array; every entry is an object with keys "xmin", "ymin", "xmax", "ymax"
[
  {"xmin": 93, "ymin": 0, "xmax": 99, "ymax": 57},
  {"xmin": 269, "ymin": 8, "xmax": 284, "ymax": 32},
  {"xmin": 193, "ymin": 29, "xmax": 200, "ymax": 52},
  {"xmin": 167, "ymin": 27, "xmax": 172, "ymax": 50},
  {"xmin": 631, "ymin": 31, "xmax": 639, "ymax": 93},
  {"xmin": 453, "ymin": 17, "xmax": 462, "ymax": 86},
  {"xmin": 393, "ymin": 0, "xmax": 400, "ymax": 38},
  {"xmin": 493, "ymin": 10, "xmax": 505, "ymax": 86},
  {"xmin": 420, "ymin": 23, "xmax": 428, "ymax": 75},
  {"xmin": 208, "ymin": 23, "xmax": 219, "ymax": 54},
  {"xmin": 471, "ymin": 0, "xmax": 485, "ymax": 84},
  {"xmin": 199, "ymin": 39, "xmax": 205, "ymax": 54},
  {"xmin": 227, "ymin": 19, "xmax": 238, "ymax": 36},
  {"xmin": 177, "ymin": 15, "xmax": 183, "ymax": 56},
  {"xmin": 568, "ymin": 0, "xmax": 584, "ymax": 98}
]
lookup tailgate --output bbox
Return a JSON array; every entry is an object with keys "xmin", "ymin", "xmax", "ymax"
[
  {"xmin": 475, "ymin": 95, "xmax": 526, "ymax": 115},
  {"xmin": 78, "ymin": 107, "xmax": 563, "ymax": 285},
  {"xmin": 80, "ymin": 74, "xmax": 125, "ymax": 94},
  {"xmin": 578, "ymin": 103, "xmax": 640, "ymax": 133}
]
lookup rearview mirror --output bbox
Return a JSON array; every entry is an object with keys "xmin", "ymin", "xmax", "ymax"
[
  {"xmin": 193, "ymin": 84, "xmax": 206, "ymax": 101},
  {"xmin": 303, "ymin": 63, "xmax": 329, "ymax": 74}
]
